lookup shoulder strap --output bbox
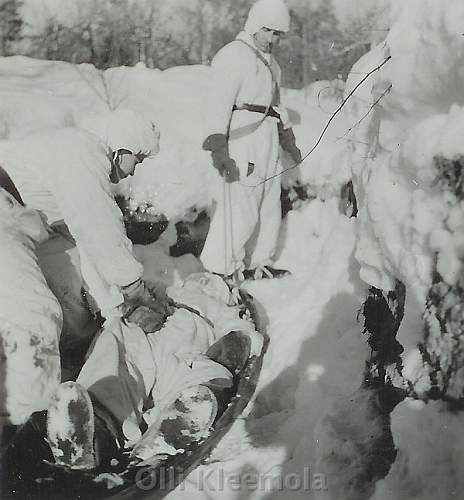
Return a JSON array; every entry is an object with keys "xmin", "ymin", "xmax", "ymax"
[
  {"xmin": 233, "ymin": 39, "xmax": 277, "ymax": 84},
  {"xmin": 234, "ymin": 38, "xmax": 277, "ymax": 84},
  {"xmin": 233, "ymin": 39, "xmax": 279, "ymax": 118}
]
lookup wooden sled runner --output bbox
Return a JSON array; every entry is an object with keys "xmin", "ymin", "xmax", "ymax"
[{"xmin": 1, "ymin": 291, "xmax": 266, "ymax": 500}]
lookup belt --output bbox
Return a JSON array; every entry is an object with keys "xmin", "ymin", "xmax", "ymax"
[{"xmin": 232, "ymin": 104, "xmax": 281, "ymax": 120}]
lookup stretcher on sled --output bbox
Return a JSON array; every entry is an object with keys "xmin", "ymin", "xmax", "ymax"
[{"xmin": 1, "ymin": 291, "xmax": 266, "ymax": 500}]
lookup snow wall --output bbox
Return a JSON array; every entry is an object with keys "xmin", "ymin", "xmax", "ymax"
[{"xmin": 335, "ymin": 1, "xmax": 464, "ymax": 499}]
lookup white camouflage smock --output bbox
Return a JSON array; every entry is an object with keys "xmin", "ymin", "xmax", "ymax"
[{"xmin": 201, "ymin": 31, "xmax": 284, "ymax": 276}]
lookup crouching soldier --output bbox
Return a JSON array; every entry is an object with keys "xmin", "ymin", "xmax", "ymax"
[{"xmin": 0, "ymin": 110, "xmax": 159, "ymax": 374}]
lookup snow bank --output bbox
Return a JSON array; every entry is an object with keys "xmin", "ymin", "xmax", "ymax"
[
  {"xmin": 335, "ymin": 1, "xmax": 464, "ymax": 499},
  {"xmin": 345, "ymin": 1, "xmax": 464, "ymax": 300},
  {"xmin": 372, "ymin": 399, "xmax": 464, "ymax": 500},
  {"xmin": 342, "ymin": 0, "xmax": 464, "ymax": 416},
  {"xmin": 281, "ymin": 80, "xmax": 350, "ymax": 195},
  {"xmin": 0, "ymin": 57, "xmax": 215, "ymax": 218}
]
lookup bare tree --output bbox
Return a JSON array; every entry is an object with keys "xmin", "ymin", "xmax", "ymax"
[
  {"xmin": 18, "ymin": 0, "xmax": 380, "ymax": 89},
  {"xmin": 0, "ymin": 0, "xmax": 22, "ymax": 56}
]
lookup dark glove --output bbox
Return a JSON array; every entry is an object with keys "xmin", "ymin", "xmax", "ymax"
[
  {"xmin": 121, "ymin": 279, "xmax": 174, "ymax": 331},
  {"xmin": 121, "ymin": 278, "xmax": 157, "ymax": 310},
  {"xmin": 278, "ymin": 125, "xmax": 302, "ymax": 164},
  {"xmin": 124, "ymin": 305, "xmax": 169, "ymax": 333},
  {"xmin": 203, "ymin": 134, "xmax": 240, "ymax": 183}
]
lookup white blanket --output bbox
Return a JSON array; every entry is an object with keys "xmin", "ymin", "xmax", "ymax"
[{"xmin": 77, "ymin": 273, "xmax": 261, "ymax": 444}]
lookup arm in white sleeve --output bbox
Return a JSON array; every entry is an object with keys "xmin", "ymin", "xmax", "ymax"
[
  {"xmin": 46, "ymin": 147, "xmax": 142, "ymax": 312},
  {"xmin": 204, "ymin": 43, "xmax": 246, "ymax": 137}
]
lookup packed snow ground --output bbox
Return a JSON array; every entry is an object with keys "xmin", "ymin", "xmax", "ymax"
[{"xmin": 2, "ymin": 1, "xmax": 464, "ymax": 497}]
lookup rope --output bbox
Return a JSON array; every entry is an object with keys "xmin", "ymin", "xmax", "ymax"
[
  {"xmin": 337, "ymin": 83, "xmax": 392, "ymax": 141},
  {"xmin": 168, "ymin": 299, "xmax": 215, "ymax": 329},
  {"xmin": 227, "ymin": 182, "xmax": 237, "ymax": 270},
  {"xmin": 220, "ymin": 177, "xmax": 244, "ymax": 288},
  {"xmin": 252, "ymin": 55, "xmax": 392, "ymax": 187},
  {"xmin": 223, "ymin": 181, "xmax": 228, "ymax": 276}
]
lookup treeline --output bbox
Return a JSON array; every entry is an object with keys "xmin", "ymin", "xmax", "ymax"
[{"xmin": 1, "ymin": 0, "xmax": 385, "ymax": 88}]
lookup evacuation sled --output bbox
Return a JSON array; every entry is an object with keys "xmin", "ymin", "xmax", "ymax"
[{"xmin": 1, "ymin": 290, "xmax": 266, "ymax": 500}]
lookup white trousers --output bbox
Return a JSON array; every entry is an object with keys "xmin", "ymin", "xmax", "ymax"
[{"xmin": 201, "ymin": 118, "xmax": 282, "ymax": 276}]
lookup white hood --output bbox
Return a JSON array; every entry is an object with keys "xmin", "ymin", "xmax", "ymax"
[
  {"xmin": 79, "ymin": 108, "xmax": 160, "ymax": 156},
  {"xmin": 244, "ymin": 0, "xmax": 291, "ymax": 35}
]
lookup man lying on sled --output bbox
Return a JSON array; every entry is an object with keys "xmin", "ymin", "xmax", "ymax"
[{"xmin": 46, "ymin": 272, "xmax": 263, "ymax": 469}]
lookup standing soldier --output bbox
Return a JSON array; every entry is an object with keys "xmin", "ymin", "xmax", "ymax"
[{"xmin": 201, "ymin": 0, "xmax": 301, "ymax": 280}]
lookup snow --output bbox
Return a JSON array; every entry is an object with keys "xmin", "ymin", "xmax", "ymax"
[
  {"xmin": 157, "ymin": 201, "xmax": 368, "ymax": 500},
  {"xmin": 371, "ymin": 399, "xmax": 464, "ymax": 500},
  {"xmin": 2, "ymin": 0, "xmax": 464, "ymax": 495},
  {"xmin": 280, "ymin": 80, "xmax": 350, "ymax": 194},
  {"xmin": 342, "ymin": 2, "xmax": 464, "ymax": 499}
]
